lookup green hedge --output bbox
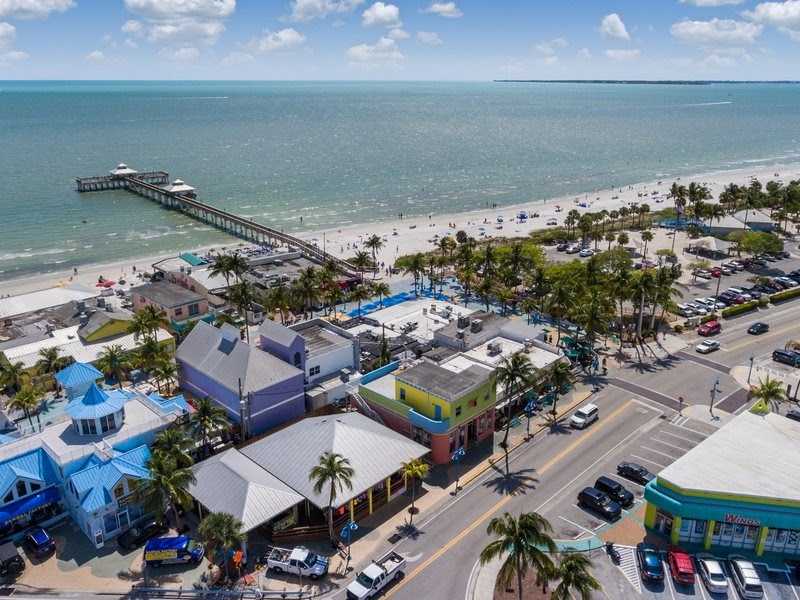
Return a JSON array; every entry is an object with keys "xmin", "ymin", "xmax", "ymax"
[
  {"xmin": 769, "ymin": 286, "xmax": 800, "ymax": 304},
  {"xmin": 700, "ymin": 314, "xmax": 716, "ymax": 324},
  {"xmin": 721, "ymin": 301, "xmax": 760, "ymax": 319}
]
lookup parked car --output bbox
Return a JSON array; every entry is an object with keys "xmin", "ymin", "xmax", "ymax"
[
  {"xmin": 719, "ymin": 291, "xmax": 744, "ymax": 304},
  {"xmin": 775, "ymin": 276, "xmax": 798, "ymax": 288},
  {"xmin": 748, "ymin": 322, "xmax": 769, "ymax": 335},
  {"xmin": 721, "ymin": 261, "xmax": 741, "ymax": 272},
  {"xmin": 578, "ymin": 248, "xmax": 594, "ymax": 257},
  {"xmin": 758, "ymin": 283, "xmax": 779, "ymax": 294},
  {"xmin": 565, "ymin": 244, "xmax": 581, "ymax": 254},
  {"xmin": 729, "ymin": 555, "xmax": 764, "ymax": 598},
  {"xmin": 695, "ymin": 553, "xmax": 728, "ymax": 594},
  {"xmin": 570, "ymin": 403, "xmax": 599, "ymax": 429},
  {"xmin": 742, "ymin": 286, "xmax": 762, "ymax": 299},
  {"xmin": 718, "ymin": 265, "xmax": 732, "ymax": 275},
  {"xmin": 696, "ymin": 340, "xmax": 720, "ymax": 354},
  {"xmin": 771, "ymin": 280, "xmax": 786, "ymax": 291},
  {"xmin": 0, "ymin": 542, "xmax": 24, "ymax": 576},
  {"xmin": 779, "ymin": 250, "xmax": 791, "ymax": 258},
  {"xmin": 772, "ymin": 349, "xmax": 800, "ymax": 367},
  {"xmin": 727, "ymin": 287, "xmax": 752, "ymax": 301},
  {"xmin": 576, "ymin": 487, "xmax": 621, "ymax": 521},
  {"xmin": 697, "ymin": 321, "xmax": 721, "ymax": 336},
  {"xmin": 710, "ymin": 267, "xmax": 722, "ymax": 277},
  {"xmin": 617, "ymin": 462, "xmax": 656, "ymax": 485},
  {"xmin": 635, "ymin": 543, "xmax": 664, "ymax": 581},
  {"xmin": 687, "ymin": 302, "xmax": 708, "ymax": 315},
  {"xmin": 693, "ymin": 269, "xmax": 712, "ymax": 279},
  {"xmin": 762, "ymin": 253, "xmax": 778, "ymax": 262},
  {"xmin": 750, "ymin": 256, "xmax": 767, "ymax": 266},
  {"xmin": 675, "ymin": 304, "xmax": 695, "ymax": 317},
  {"xmin": 23, "ymin": 527, "xmax": 55, "ymax": 558},
  {"xmin": 785, "ymin": 410, "xmax": 800, "ymax": 422},
  {"xmin": 667, "ymin": 546, "xmax": 695, "ymax": 585},
  {"xmin": 117, "ymin": 517, "xmax": 170, "ymax": 551},
  {"xmin": 593, "ymin": 476, "xmax": 634, "ymax": 508},
  {"xmin": 556, "ymin": 242, "xmax": 569, "ymax": 251}
]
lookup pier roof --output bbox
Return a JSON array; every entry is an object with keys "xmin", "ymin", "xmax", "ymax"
[
  {"xmin": 109, "ymin": 163, "xmax": 137, "ymax": 176},
  {"xmin": 164, "ymin": 179, "xmax": 195, "ymax": 193}
]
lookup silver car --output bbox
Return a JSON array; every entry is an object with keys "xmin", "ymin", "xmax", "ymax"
[
  {"xmin": 729, "ymin": 555, "xmax": 764, "ymax": 599},
  {"xmin": 695, "ymin": 554, "xmax": 728, "ymax": 594}
]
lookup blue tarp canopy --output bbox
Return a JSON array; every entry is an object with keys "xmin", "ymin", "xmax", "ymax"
[{"xmin": 0, "ymin": 486, "xmax": 60, "ymax": 525}]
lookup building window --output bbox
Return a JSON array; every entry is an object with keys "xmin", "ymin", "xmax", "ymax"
[
  {"xmin": 484, "ymin": 391, "xmax": 490, "ymax": 401},
  {"xmin": 3, "ymin": 491, "xmax": 13, "ymax": 504},
  {"xmin": 189, "ymin": 303, "xmax": 199, "ymax": 316},
  {"xmin": 455, "ymin": 406, "xmax": 462, "ymax": 417},
  {"xmin": 478, "ymin": 414, "xmax": 485, "ymax": 434},
  {"xmin": 293, "ymin": 352, "xmax": 302, "ymax": 368},
  {"xmin": 80, "ymin": 419, "xmax": 97, "ymax": 435},
  {"xmin": 174, "ymin": 307, "xmax": 183, "ymax": 317},
  {"xmin": 15, "ymin": 480, "xmax": 26, "ymax": 498},
  {"xmin": 400, "ymin": 388, "xmax": 406, "ymax": 401},
  {"xmin": 469, "ymin": 399, "xmax": 477, "ymax": 408},
  {"xmin": 30, "ymin": 482, "xmax": 41, "ymax": 492},
  {"xmin": 100, "ymin": 413, "xmax": 116, "ymax": 433},
  {"xmin": 114, "ymin": 483, "xmax": 125, "ymax": 499},
  {"xmin": 309, "ymin": 365, "xmax": 320, "ymax": 376}
]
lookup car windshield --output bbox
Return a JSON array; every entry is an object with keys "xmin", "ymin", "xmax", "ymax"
[
  {"xmin": 575, "ymin": 411, "xmax": 587, "ymax": 419},
  {"xmin": 305, "ymin": 553, "xmax": 318, "ymax": 567},
  {"xmin": 355, "ymin": 573, "xmax": 375, "ymax": 588}
]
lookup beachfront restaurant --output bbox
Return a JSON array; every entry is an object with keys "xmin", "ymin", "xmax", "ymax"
[{"xmin": 644, "ymin": 409, "xmax": 800, "ymax": 556}]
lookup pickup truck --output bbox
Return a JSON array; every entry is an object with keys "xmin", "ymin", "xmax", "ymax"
[
  {"xmin": 266, "ymin": 546, "xmax": 329, "ymax": 580},
  {"xmin": 346, "ymin": 550, "xmax": 405, "ymax": 599}
]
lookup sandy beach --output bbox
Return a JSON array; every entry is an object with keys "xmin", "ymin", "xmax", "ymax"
[{"xmin": 2, "ymin": 162, "xmax": 798, "ymax": 299}]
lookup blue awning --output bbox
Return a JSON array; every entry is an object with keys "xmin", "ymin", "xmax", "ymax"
[{"xmin": 0, "ymin": 487, "xmax": 61, "ymax": 524}]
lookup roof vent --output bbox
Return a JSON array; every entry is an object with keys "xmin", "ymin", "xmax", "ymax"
[{"xmin": 470, "ymin": 319, "xmax": 483, "ymax": 333}]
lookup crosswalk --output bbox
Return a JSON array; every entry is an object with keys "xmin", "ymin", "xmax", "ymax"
[{"xmin": 615, "ymin": 545, "xmax": 641, "ymax": 593}]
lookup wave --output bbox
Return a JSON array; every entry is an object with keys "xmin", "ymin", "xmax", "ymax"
[
  {"xmin": 0, "ymin": 247, "xmax": 68, "ymax": 261},
  {"xmin": 680, "ymin": 101, "xmax": 732, "ymax": 107},
  {"xmin": 125, "ymin": 226, "xmax": 188, "ymax": 241}
]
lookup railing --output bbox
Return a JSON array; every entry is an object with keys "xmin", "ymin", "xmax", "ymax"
[
  {"xmin": 346, "ymin": 387, "xmax": 385, "ymax": 426},
  {"xmin": 130, "ymin": 587, "xmax": 306, "ymax": 599}
]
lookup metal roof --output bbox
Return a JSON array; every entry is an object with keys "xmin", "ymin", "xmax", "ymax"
[
  {"xmin": 64, "ymin": 384, "xmax": 129, "ymax": 420},
  {"xmin": 176, "ymin": 321, "xmax": 302, "ymax": 395},
  {"xmin": 131, "ymin": 281, "xmax": 205, "ymax": 308},
  {"xmin": 658, "ymin": 410, "xmax": 800, "ymax": 502},
  {"xmin": 55, "ymin": 362, "xmax": 103, "ymax": 387},
  {"xmin": 0, "ymin": 284, "xmax": 98, "ymax": 320},
  {"xmin": 189, "ymin": 449, "xmax": 304, "ymax": 532},
  {"xmin": 68, "ymin": 445, "xmax": 150, "ymax": 512},
  {"xmin": 258, "ymin": 318, "xmax": 301, "ymax": 348},
  {"xmin": 77, "ymin": 310, "xmax": 133, "ymax": 340},
  {"xmin": 240, "ymin": 412, "xmax": 428, "ymax": 510},
  {"xmin": 0, "ymin": 449, "xmax": 59, "ymax": 497}
]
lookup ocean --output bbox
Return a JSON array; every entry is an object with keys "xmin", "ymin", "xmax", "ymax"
[{"xmin": 1, "ymin": 80, "xmax": 799, "ymax": 282}]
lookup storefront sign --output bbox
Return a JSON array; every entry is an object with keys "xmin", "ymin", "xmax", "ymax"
[
  {"xmin": 118, "ymin": 494, "xmax": 137, "ymax": 507},
  {"xmin": 272, "ymin": 513, "xmax": 297, "ymax": 532},
  {"xmin": 724, "ymin": 513, "xmax": 760, "ymax": 527}
]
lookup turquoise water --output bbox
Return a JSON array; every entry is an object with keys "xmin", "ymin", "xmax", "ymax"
[{"xmin": 1, "ymin": 80, "xmax": 800, "ymax": 281}]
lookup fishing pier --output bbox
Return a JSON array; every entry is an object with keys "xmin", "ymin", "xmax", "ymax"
[{"xmin": 76, "ymin": 164, "xmax": 355, "ymax": 275}]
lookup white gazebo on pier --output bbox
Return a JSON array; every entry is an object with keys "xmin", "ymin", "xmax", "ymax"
[
  {"xmin": 164, "ymin": 179, "xmax": 196, "ymax": 194},
  {"xmin": 109, "ymin": 163, "xmax": 138, "ymax": 176}
]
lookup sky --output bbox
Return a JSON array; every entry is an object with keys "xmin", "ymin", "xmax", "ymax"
[{"xmin": 0, "ymin": 0, "xmax": 799, "ymax": 80}]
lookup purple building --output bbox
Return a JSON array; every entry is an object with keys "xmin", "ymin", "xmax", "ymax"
[{"xmin": 175, "ymin": 321, "xmax": 305, "ymax": 435}]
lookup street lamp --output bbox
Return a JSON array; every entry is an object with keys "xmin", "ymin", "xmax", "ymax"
[
  {"xmin": 452, "ymin": 447, "xmax": 466, "ymax": 494},
  {"xmin": 709, "ymin": 377, "xmax": 721, "ymax": 419},
  {"xmin": 711, "ymin": 274, "xmax": 723, "ymax": 318},
  {"xmin": 747, "ymin": 354, "xmax": 755, "ymax": 383},
  {"xmin": 340, "ymin": 520, "xmax": 358, "ymax": 572},
  {"xmin": 525, "ymin": 399, "xmax": 536, "ymax": 440}
]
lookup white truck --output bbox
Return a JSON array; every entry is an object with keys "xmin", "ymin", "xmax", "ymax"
[
  {"xmin": 346, "ymin": 550, "xmax": 406, "ymax": 600},
  {"xmin": 266, "ymin": 546, "xmax": 329, "ymax": 580}
]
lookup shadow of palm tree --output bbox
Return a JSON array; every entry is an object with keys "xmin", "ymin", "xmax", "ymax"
[
  {"xmin": 482, "ymin": 466, "xmax": 538, "ymax": 496},
  {"xmin": 543, "ymin": 415, "xmax": 573, "ymax": 435},
  {"xmin": 395, "ymin": 521, "xmax": 424, "ymax": 540}
]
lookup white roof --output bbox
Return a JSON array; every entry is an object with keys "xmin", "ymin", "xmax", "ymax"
[
  {"xmin": 165, "ymin": 179, "xmax": 196, "ymax": 193},
  {"xmin": 2, "ymin": 325, "xmax": 173, "ymax": 370},
  {"xmin": 181, "ymin": 268, "xmax": 230, "ymax": 292},
  {"xmin": 658, "ymin": 410, "xmax": 800, "ymax": 502},
  {"xmin": 733, "ymin": 209, "xmax": 773, "ymax": 225},
  {"xmin": 693, "ymin": 236, "xmax": 736, "ymax": 252},
  {"xmin": 109, "ymin": 163, "xmax": 138, "ymax": 176},
  {"xmin": 0, "ymin": 284, "xmax": 98, "ymax": 320}
]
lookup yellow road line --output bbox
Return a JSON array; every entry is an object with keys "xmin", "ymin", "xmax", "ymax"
[
  {"xmin": 725, "ymin": 322, "xmax": 799, "ymax": 353},
  {"xmin": 385, "ymin": 399, "xmax": 635, "ymax": 597}
]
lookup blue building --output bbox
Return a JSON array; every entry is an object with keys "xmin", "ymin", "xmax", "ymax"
[{"xmin": 0, "ymin": 363, "xmax": 189, "ymax": 548}]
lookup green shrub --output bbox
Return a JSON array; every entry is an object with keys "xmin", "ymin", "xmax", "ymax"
[
  {"xmin": 700, "ymin": 314, "xmax": 716, "ymax": 324},
  {"xmin": 721, "ymin": 301, "xmax": 759, "ymax": 319},
  {"xmin": 758, "ymin": 298, "xmax": 769, "ymax": 307},
  {"xmin": 769, "ymin": 287, "xmax": 800, "ymax": 304},
  {"xmin": 673, "ymin": 324, "xmax": 684, "ymax": 334}
]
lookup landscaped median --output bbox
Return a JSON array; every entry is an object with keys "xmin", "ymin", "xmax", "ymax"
[
  {"xmin": 768, "ymin": 286, "xmax": 800, "ymax": 304},
  {"xmin": 720, "ymin": 299, "xmax": 767, "ymax": 319}
]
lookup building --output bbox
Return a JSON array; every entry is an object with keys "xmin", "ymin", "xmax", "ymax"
[
  {"xmin": 644, "ymin": 409, "xmax": 800, "ymax": 557},
  {"xmin": 175, "ymin": 321, "xmax": 305, "ymax": 435},
  {"xmin": 358, "ymin": 354, "xmax": 496, "ymax": 464},
  {"xmin": 733, "ymin": 209, "xmax": 776, "ymax": 232},
  {"xmin": 0, "ymin": 363, "xmax": 189, "ymax": 547},
  {"xmin": 259, "ymin": 318, "xmax": 360, "ymax": 410},
  {"xmin": 131, "ymin": 280, "xmax": 213, "ymax": 333}
]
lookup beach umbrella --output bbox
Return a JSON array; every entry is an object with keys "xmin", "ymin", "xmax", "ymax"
[{"xmin": 478, "ymin": 227, "xmax": 486, "ymax": 231}]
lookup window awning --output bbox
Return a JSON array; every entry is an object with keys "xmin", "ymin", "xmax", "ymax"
[{"xmin": 0, "ymin": 487, "xmax": 61, "ymax": 524}]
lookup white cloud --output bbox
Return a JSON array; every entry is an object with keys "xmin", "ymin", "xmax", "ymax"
[
  {"xmin": 222, "ymin": 51, "xmax": 254, "ymax": 65},
  {"xmin": 604, "ymin": 48, "xmax": 640, "ymax": 60},
  {"xmin": 346, "ymin": 35, "xmax": 403, "ymax": 64},
  {"xmin": 0, "ymin": 49, "xmax": 27, "ymax": 61},
  {"xmin": 386, "ymin": 28, "xmax": 408, "ymax": 39},
  {"xmin": 0, "ymin": 0, "xmax": 75, "ymax": 20},
  {"xmin": 123, "ymin": 0, "xmax": 234, "ymax": 47},
  {"xmin": 743, "ymin": 0, "xmax": 800, "ymax": 40},
  {"xmin": 288, "ymin": 0, "xmax": 364, "ymax": 22},
  {"xmin": 362, "ymin": 2, "xmax": 400, "ymax": 28},
  {"xmin": 599, "ymin": 13, "xmax": 630, "ymax": 40},
  {"xmin": 85, "ymin": 50, "xmax": 105, "ymax": 61},
  {"xmin": 704, "ymin": 53, "xmax": 738, "ymax": 66},
  {"xmin": 159, "ymin": 46, "xmax": 200, "ymax": 61},
  {"xmin": 670, "ymin": 18, "xmax": 762, "ymax": 46},
  {"xmin": 124, "ymin": 38, "xmax": 138, "ymax": 48},
  {"xmin": 537, "ymin": 55, "xmax": 558, "ymax": 66},
  {"xmin": 551, "ymin": 37, "xmax": 568, "ymax": 48},
  {"xmin": 680, "ymin": 0, "xmax": 745, "ymax": 5},
  {"xmin": 247, "ymin": 28, "xmax": 306, "ymax": 53},
  {"xmin": 0, "ymin": 21, "xmax": 14, "ymax": 48},
  {"xmin": 416, "ymin": 30, "xmax": 441, "ymax": 44},
  {"xmin": 535, "ymin": 41, "xmax": 555, "ymax": 56},
  {"xmin": 422, "ymin": 2, "xmax": 462, "ymax": 18},
  {"xmin": 578, "ymin": 47, "xmax": 591, "ymax": 59},
  {"xmin": 121, "ymin": 20, "xmax": 144, "ymax": 36}
]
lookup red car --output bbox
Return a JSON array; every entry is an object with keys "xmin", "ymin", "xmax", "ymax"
[
  {"xmin": 710, "ymin": 267, "xmax": 722, "ymax": 277},
  {"xmin": 667, "ymin": 546, "xmax": 695, "ymax": 585},
  {"xmin": 698, "ymin": 320, "xmax": 721, "ymax": 336}
]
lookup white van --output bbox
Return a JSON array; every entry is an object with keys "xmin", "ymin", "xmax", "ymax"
[
  {"xmin": 570, "ymin": 403, "xmax": 599, "ymax": 429},
  {"xmin": 675, "ymin": 304, "xmax": 695, "ymax": 317}
]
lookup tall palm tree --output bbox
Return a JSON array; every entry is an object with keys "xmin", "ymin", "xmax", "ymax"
[
  {"xmin": 309, "ymin": 451, "xmax": 355, "ymax": 542},
  {"xmin": 371, "ymin": 281, "xmax": 391, "ymax": 308},
  {"xmin": 494, "ymin": 354, "xmax": 536, "ymax": 474},
  {"xmin": 0, "ymin": 361, "xmax": 28, "ymax": 393},
  {"xmin": 150, "ymin": 358, "xmax": 178, "ymax": 396},
  {"xmin": 8, "ymin": 384, "xmax": 42, "ymax": 428},
  {"xmin": 364, "ymin": 234, "xmax": 384, "ymax": 278},
  {"xmin": 573, "ymin": 294, "xmax": 614, "ymax": 347},
  {"xmin": 640, "ymin": 231, "xmax": 654, "ymax": 258},
  {"xmin": 197, "ymin": 512, "xmax": 247, "ymax": 580},
  {"xmin": 403, "ymin": 253, "xmax": 426, "ymax": 296},
  {"xmin": 189, "ymin": 396, "xmax": 229, "ymax": 458},
  {"xmin": 36, "ymin": 347, "xmax": 66, "ymax": 379},
  {"xmin": 133, "ymin": 336, "xmax": 169, "ymax": 374},
  {"xmin": 137, "ymin": 453, "xmax": 196, "ymax": 532},
  {"xmin": 551, "ymin": 550, "xmax": 601, "ymax": 600},
  {"xmin": 293, "ymin": 266, "xmax": 320, "ymax": 319},
  {"xmin": 265, "ymin": 284, "xmax": 292, "ymax": 324},
  {"xmin": 349, "ymin": 285, "xmax": 372, "ymax": 317},
  {"xmin": 547, "ymin": 361, "xmax": 575, "ymax": 416},
  {"xmin": 751, "ymin": 376, "xmax": 786, "ymax": 411},
  {"xmin": 209, "ymin": 253, "xmax": 235, "ymax": 287},
  {"xmin": 351, "ymin": 250, "xmax": 373, "ymax": 282},
  {"xmin": 95, "ymin": 344, "xmax": 132, "ymax": 389},
  {"xmin": 400, "ymin": 458, "xmax": 430, "ymax": 524},
  {"xmin": 129, "ymin": 305, "xmax": 168, "ymax": 341},
  {"xmin": 479, "ymin": 511, "xmax": 557, "ymax": 600},
  {"xmin": 324, "ymin": 284, "xmax": 345, "ymax": 318},
  {"xmin": 228, "ymin": 280, "xmax": 256, "ymax": 343},
  {"xmin": 152, "ymin": 426, "xmax": 195, "ymax": 468}
]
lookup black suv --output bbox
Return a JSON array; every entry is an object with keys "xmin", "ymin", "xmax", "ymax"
[
  {"xmin": 618, "ymin": 461, "xmax": 656, "ymax": 485},
  {"xmin": 594, "ymin": 476, "xmax": 634, "ymax": 507},
  {"xmin": 773, "ymin": 349, "xmax": 800, "ymax": 367},
  {"xmin": 577, "ymin": 487, "xmax": 621, "ymax": 520},
  {"xmin": 117, "ymin": 517, "xmax": 170, "ymax": 551},
  {"xmin": 0, "ymin": 542, "xmax": 24, "ymax": 576}
]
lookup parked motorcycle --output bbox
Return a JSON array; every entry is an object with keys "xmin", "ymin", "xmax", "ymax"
[{"xmin": 605, "ymin": 541, "xmax": 621, "ymax": 564}]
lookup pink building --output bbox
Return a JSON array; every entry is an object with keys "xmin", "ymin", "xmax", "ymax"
[{"xmin": 131, "ymin": 281, "xmax": 212, "ymax": 333}]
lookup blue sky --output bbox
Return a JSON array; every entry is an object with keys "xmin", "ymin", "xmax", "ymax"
[{"xmin": 1, "ymin": 0, "xmax": 799, "ymax": 80}]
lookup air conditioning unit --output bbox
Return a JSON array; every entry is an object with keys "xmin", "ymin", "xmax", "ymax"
[
  {"xmin": 457, "ymin": 315, "xmax": 470, "ymax": 329},
  {"xmin": 487, "ymin": 340, "xmax": 502, "ymax": 355},
  {"xmin": 523, "ymin": 338, "xmax": 533, "ymax": 348},
  {"xmin": 456, "ymin": 330, "xmax": 465, "ymax": 339},
  {"xmin": 470, "ymin": 319, "xmax": 483, "ymax": 333},
  {"xmin": 96, "ymin": 297, "xmax": 106, "ymax": 308}
]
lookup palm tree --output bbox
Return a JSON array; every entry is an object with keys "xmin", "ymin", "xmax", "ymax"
[
  {"xmin": 137, "ymin": 453, "xmax": 196, "ymax": 532},
  {"xmin": 150, "ymin": 358, "xmax": 178, "ymax": 396},
  {"xmin": 551, "ymin": 550, "xmax": 601, "ymax": 600},
  {"xmin": 189, "ymin": 396, "xmax": 229, "ymax": 458},
  {"xmin": 293, "ymin": 266, "xmax": 320, "ymax": 319},
  {"xmin": 265, "ymin": 284, "xmax": 292, "ymax": 324},
  {"xmin": 494, "ymin": 354, "xmax": 536, "ymax": 473},
  {"xmin": 152, "ymin": 426, "xmax": 194, "ymax": 468},
  {"xmin": 95, "ymin": 344, "xmax": 131, "ymax": 389},
  {"xmin": 129, "ymin": 305, "xmax": 168, "ymax": 341},
  {"xmin": 209, "ymin": 252, "xmax": 249, "ymax": 287},
  {"xmin": 479, "ymin": 511, "xmax": 557, "ymax": 600},
  {"xmin": 640, "ymin": 231, "xmax": 654, "ymax": 258},
  {"xmin": 751, "ymin": 376, "xmax": 786, "ymax": 411},
  {"xmin": 403, "ymin": 253, "xmax": 426, "ymax": 296},
  {"xmin": 197, "ymin": 512, "xmax": 247, "ymax": 580},
  {"xmin": 349, "ymin": 285, "xmax": 372, "ymax": 317},
  {"xmin": 133, "ymin": 336, "xmax": 169, "ymax": 374},
  {"xmin": 371, "ymin": 281, "xmax": 391, "ymax": 308},
  {"xmin": 36, "ymin": 347, "xmax": 66, "ymax": 379},
  {"xmin": 8, "ymin": 385, "xmax": 42, "ymax": 428},
  {"xmin": 400, "ymin": 458, "xmax": 430, "ymax": 524},
  {"xmin": 546, "ymin": 361, "xmax": 575, "ymax": 416},
  {"xmin": 364, "ymin": 234, "xmax": 384, "ymax": 278},
  {"xmin": 0, "ymin": 361, "xmax": 28, "ymax": 393},
  {"xmin": 228, "ymin": 280, "xmax": 256, "ymax": 343},
  {"xmin": 309, "ymin": 451, "xmax": 355, "ymax": 542},
  {"xmin": 324, "ymin": 284, "xmax": 345, "ymax": 318},
  {"xmin": 351, "ymin": 250, "xmax": 373, "ymax": 282}
]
